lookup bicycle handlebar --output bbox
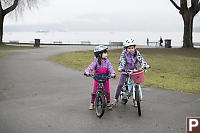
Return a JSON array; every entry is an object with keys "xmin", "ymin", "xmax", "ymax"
[
  {"xmin": 84, "ymin": 73, "xmax": 115, "ymax": 79},
  {"xmin": 122, "ymin": 66, "xmax": 151, "ymax": 74}
]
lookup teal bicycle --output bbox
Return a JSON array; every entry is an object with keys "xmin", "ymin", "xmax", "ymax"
[{"xmin": 120, "ymin": 67, "xmax": 149, "ymax": 116}]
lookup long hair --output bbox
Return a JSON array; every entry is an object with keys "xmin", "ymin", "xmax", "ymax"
[
  {"xmin": 94, "ymin": 49, "xmax": 107, "ymax": 65},
  {"xmin": 134, "ymin": 49, "xmax": 137, "ymax": 57}
]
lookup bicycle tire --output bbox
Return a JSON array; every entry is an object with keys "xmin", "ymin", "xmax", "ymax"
[
  {"xmin": 135, "ymin": 85, "xmax": 141, "ymax": 116},
  {"xmin": 121, "ymin": 97, "xmax": 128, "ymax": 104},
  {"xmin": 120, "ymin": 83, "xmax": 128, "ymax": 104},
  {"xmin": 94, "ymin": 93, "xmax": 106, "ymax": 118}
]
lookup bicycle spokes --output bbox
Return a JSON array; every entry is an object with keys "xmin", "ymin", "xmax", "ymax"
[{"xmin": 95, "ymin": 94, "xmax": 106, "ymax": 118}]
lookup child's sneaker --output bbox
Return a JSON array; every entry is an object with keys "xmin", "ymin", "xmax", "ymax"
[
  {"xmin": 133, "ymin": 101, "xmax": 138, "ymax": 108},
  {"xmin": 112, "ymin": 99, "xmax": 118, "ymax": 106},
  {"xmin": 89, "ymin": 103, "xmax": 94, "ymax": 110},
  {"xmin": 106, "ymin": 103, "xmax": 112, "ymax": 110}
]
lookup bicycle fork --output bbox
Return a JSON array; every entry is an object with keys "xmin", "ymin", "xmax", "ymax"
[
  {"xmin": 120, "ymin": 81, "xmax": 143, "ymax": 101},
  {"xmin": 132, "ymin": 83, "xmax": 143, "ymax": 101}
]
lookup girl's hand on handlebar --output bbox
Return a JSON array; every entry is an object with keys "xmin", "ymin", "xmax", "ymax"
[
  {"xmin": 85, "ymin": 72, "xmax": 90, "ymax": 76},
  {"xmin": 111, "ymin": 74, "xmax": 116, "ymax": 78},
  {"xmin": 118, "ymin": 68, "xmax": 123, "ymax": 72},
  {"xmin": 144, "ymin": 65, "xmax": 150, "ymax": 69}
]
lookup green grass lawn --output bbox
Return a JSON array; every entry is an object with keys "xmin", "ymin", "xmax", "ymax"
[
  {"xmin": 0, "ymin": 52, "xmax": 12, "ymax": 57},
  {"xmin": 0, "ymin": 44, "xmax": 35, "ymax": 57},
  {"xmin": 49, "ymin": 48, "xmax": 200, "ymax": 94},
  {"xmin": 0, "ymin": 44, "xmax": 35, "ymax": 50}
]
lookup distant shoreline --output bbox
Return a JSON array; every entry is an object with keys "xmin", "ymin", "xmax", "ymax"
[
  {"xmin": 4, "ymin": 42, "xmax": 186, "ymax": 48},
  {"xmin": 4, "ymin": 42, "xmax": 101, "ymax": 46}
]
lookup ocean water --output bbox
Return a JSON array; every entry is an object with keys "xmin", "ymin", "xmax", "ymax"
[{"xmin": 3, "ymin": 31, "xmax": 200, "ymax": 47}]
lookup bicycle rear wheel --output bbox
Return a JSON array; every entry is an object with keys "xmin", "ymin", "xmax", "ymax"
[
  {"xmin": 94, "ymin": 93, "xmax": 106, "ymax": 118},
  {"xmin": 135, "ymin": 86, "xmax": 141, "ymax": 116}
]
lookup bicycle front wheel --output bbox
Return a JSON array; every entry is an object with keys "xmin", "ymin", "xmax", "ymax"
[
  {"xmin": 120, "ymin": 93, "xmax": 128, "ymax": 104},
  {"xmin": 135, "ymin": 86, "xmax": 141, "ymax": 116},
  {"xmin": 120, "ymin": 83, "xmax": 128, "ymax": 104},
  {"xmin": 94, "ymin": 93, "xmax": 106, "ymax": 118}
]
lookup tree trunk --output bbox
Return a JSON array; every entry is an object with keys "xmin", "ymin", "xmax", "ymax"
[
  {"xmin": 0, "ymin": 12, "xmax": 4, "ymax": 44},
  {"xmin": 182, "ymin": 10, "xmax": 194, "ymax": 48},
  {"xmin": 0, "ymin": 0, "xmax": 19, "ymax": 44}
]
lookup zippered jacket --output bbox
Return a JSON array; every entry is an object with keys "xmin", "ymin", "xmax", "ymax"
[
  {"xmin": 118, "ymin": 49, "xmax": 148, "ymax": 70},
  {"xmin": 85, "ymin": 57, "xmax": 116, "ymax": 74}
]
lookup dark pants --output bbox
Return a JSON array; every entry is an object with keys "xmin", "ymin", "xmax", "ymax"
[{"xmin": 114, "ymin": 73, "xmax": 129, "ymax": 99}]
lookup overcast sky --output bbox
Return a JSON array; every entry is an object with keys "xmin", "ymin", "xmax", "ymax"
[{"xmin": 4, "ymin": 0, "xmax": 200, "ymax": 32}]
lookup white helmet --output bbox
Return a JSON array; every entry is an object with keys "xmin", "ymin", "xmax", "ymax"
[
  {"xmin": 94, "ymin": 45, "xmax": 108, "ymax": 53},
  {"xmin": 123, "ymin": 38, "xmax": 136, "ymax": 47}
]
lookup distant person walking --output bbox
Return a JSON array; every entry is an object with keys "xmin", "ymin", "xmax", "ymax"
[
  {"xmin": 159, "ymin": 37, "xmax": 163, "ymax": 47},
  {"xmin": 147, "ymin": 38, "xmax": 149, "ymax": 46}
]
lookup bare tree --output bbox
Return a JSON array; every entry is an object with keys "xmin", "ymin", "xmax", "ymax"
[
  {"xmin": 0, "ymin": 0, "xmax": 38, "ymax": 44},
  {"xmin": 170, "ymin": 0, "xmax": 200, "ymax": 48}
]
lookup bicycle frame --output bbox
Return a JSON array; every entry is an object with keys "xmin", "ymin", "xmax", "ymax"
[
  {"xmin": 96, "ymin": 82, "xmax": 105, "ymax": 97},
  {"xmin": 85, "ymin": 73, "xmax": 112, "ymax": 99},
  {"xmin": 97, "ymin": 83, "xmax": 104, "ymax": 92},
  {"xmin": 84, "ymin": 73, "xmax": 112, "ymax": 118},
  {"xmin": 120, "ymin": 74, "xmax": 143, "ymax": 101}
]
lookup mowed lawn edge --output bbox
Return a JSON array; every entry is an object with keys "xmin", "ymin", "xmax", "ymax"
[
  {"xmin": 0, "ymin": 44, "xmax": 36, "ymax": 57},
  {"xmin": 0, "ymin": 44, "xmax": 36, "ymax": 50},
  {"xmin": 0, "ymin": 52, "xmax": 12, "ymax": 57},
  {"xmin": 49, "ymin": 48, "xmax": 200, "ymax": 94}
]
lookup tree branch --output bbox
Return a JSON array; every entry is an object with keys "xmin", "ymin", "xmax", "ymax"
[
  {"xmin": 3, "ymin": 0, "xmax": 19, "ymax": 16},
  {"xmin": 0, "ymin": 1, "xmax": 3, "ymax": 11},
  {"xmin": 191, "ymin": 0, "xmax": 199, "ymax": 9},
  {"xmin": 191, "ymin": 0, "xmax": 199, "ymax": 5},
  {"xmin": 193, "ymin": 2, "xmax": 200, "ymax": 15},
  {"xmin": 170, "ymin": 0, "xmax": 181, "ymax": 10},
  {"xmin": 180, "ymin": 0, "xmax": 188, "ymax": 10}
]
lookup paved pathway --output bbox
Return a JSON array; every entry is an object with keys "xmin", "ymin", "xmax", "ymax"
[{"xmin": 0, "ymin": 46, "xmax": 200, "ymax": 133}]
